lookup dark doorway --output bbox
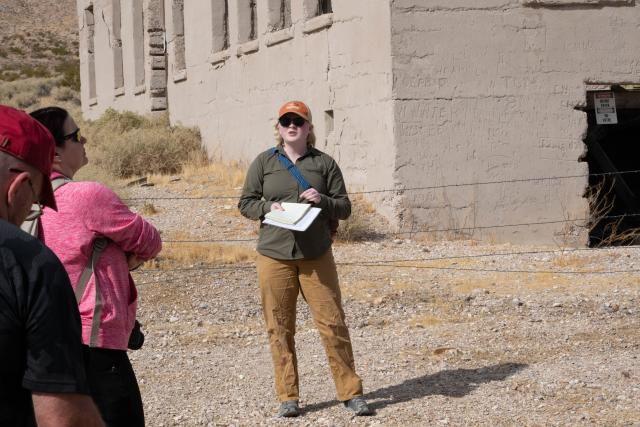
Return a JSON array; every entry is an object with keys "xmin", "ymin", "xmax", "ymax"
[{"xmin": 582, "ymin": 88, "xmax": 640, "ymax": 246}]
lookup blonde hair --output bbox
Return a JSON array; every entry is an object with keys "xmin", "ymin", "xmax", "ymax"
[{"xmin": 274, "ymin": 121, "xmax": 316, "ymax": 148}]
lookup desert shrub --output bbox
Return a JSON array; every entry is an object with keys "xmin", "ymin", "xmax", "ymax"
[
  {"xmin": 35, "ymin": 81, "xmax": 52, "ymax": 97},
  {"xmin": 0, "ymin": 77, "xmax": 77, "ymax": 109},
  {"xmin": 56, "ymin": 60, "xmax": 80, "ymax": 91},
  {"xmin": 0, "ymin": 71, "xmax": 20, "ymax": 82},
  {"xmin": 92, "ymin": 108, "xmax": 148, "ymax": 133},
  {"xmin": 51, "ymin": 46, "xmax": 69, "ymax": 56},
  {"xmin": 12, "ymin": 92, "xmax": 38, "ymax": 109},
  {"xmin": 19, "ymin": 64, "xmax": 50, "ymax": 79},
  {"xmin": 51, "ymin": 86, "xmax": 79, "ymax": 103},
  {"xmin": 85, "ymin": 109, "xmax": 207, "ymax": 178}
]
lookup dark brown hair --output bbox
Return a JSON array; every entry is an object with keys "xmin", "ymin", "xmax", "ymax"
[{"xmin": 29, "ymin": 106, "xmax": 69, "ymax": 147}]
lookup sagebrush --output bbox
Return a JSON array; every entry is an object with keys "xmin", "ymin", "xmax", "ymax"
[{"xmin": 83, "ymin": 109, "xmax": 208, "ymax": 178}]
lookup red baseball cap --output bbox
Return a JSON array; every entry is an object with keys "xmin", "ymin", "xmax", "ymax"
[
  {"xmin": 0, "ymin": 105, "xmax": 57, "ymax": 210},
  {"xmin": 278, "ymin": 101, "xmax": 312, "ymax": 123}
]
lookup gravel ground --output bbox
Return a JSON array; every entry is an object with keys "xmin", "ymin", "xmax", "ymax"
[{"xmin": 125, "ymin": 180, "xmax": 639, "ymax": 426}]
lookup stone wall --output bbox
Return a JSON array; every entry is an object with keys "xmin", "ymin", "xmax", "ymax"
[
  {"xmin": 390, "ymin": 0, "xmax": 640, "ymax": 244},
  {"xmin": 77, "ymin": 0, "xmax": 166, "ymax": 119}
]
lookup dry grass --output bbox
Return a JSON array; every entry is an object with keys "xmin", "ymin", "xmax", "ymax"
[
  {"xmin": 335, "ymin": 194, "xmax": 383, "ymax": 242},
  {"xmin": 150, "ymin": 161, "xmax": 246, "ymax": 189},
  {"xmin": 551, "ymin": 253, "xmax": 597, "ymax": 269},
  {"xmin": 585, "ymin": 179, "xmax": 640, "ymax": 246},
  {"xmin": 408, "ymin": 314, "xmax": 443, "ymax": 328},
  {"xmin": 146, "ymin": 232, "xmax": 256, "ymax": 270},
  {"xmin": 147, "ymin": 160, "xmax": 246, "ymax": 201},
  {"xmin": 140, "ymin": 202, "xmax": 159, "ymax": 216}
]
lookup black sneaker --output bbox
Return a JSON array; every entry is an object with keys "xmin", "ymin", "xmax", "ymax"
[
  {"xmin": 343, "ymin": 396, "xmax": 374, "ymax": 416},
  {"xmin": 277, "ymin": 400, "xmax": 300, "ymax": 417}
]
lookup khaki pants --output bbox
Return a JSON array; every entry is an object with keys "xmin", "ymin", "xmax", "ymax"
[{"xmin": 257, "ymin": 249, "xmax": 363, "ymax": 402}]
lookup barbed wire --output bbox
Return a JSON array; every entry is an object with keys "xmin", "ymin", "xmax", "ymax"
[
  {"xmin": 163, "ymin": 238, "xmax": 256, "ymax": 243},
  {"xmin": 158, "ymin": 213, "xmax": 640, "ymax": 244},
  {"xmin": 121, "ymin": 168, "xmax": 640, "ymax": 202},
  {"xmin": 132, "ymin": 263, "xmax": 640, "ymax": 286},
  {"xmin": 125, "ymin": 168, "xmax": 640, "ymax": 285},
  {"xmin": 135, "ymin": 264, "xmax": 255, "ymax": 273},
  {"xmin": 135, "ymin": 245, "xmax": 637, "ymax": 273},
  {"xmin": 131, "ymin": 244, "xmax": 640, "ymax": 286},
  {"xmin": 394, "ymin": 213, "xmax": 640, "ymax": 236}
]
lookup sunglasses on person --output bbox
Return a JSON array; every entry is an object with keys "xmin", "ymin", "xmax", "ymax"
[
  {"xmin": 278, "ymin": 116, "xmax": 306, "ymax": 128},
  {"xmin": 63, "ymin": 128, "xmax": 82, "ymax": 143}
]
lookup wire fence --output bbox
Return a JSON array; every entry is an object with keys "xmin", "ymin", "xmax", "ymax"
[
  {"xmin": 158, "ymin": 212, "xmax": 640, "ymax": 244},
  {"xmin": 121, "ymin": 168, "xmax": 640, "ymax": 202},
  {"xmin": 133, "ymin": 263, "xmax": 640, "ymax": 286},
  {"xmin": 125, "ymin": 167, "xmax": 640, "ymax": 285},
  {"xmin": 132, "ymin": 244, "xmax": 640, "ymax": 286}
]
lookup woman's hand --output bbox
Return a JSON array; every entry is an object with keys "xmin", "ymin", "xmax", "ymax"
[
  {"xmin": 299, "ymin": 188, "xmax": 321, "ymax": 204},
  {"xmin": 270, "ymin": 202, "xmax": 284, "ymax": 211}
]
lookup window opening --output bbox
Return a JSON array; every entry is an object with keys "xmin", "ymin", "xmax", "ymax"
[
  {"xmin": 268, "ymin": 0, "xmax": 291, "ymax": 31},
  {"xmin": 238, "ymin": 0, "xmax": 258, "ymax": 43},
  {"xmin": 249, "ymin": 0, "xmax": 257, "ymax": 41},
  {"xmin": 84, "ymin": 5, "xmax": 97, "ymax": 100},
  {"xmin": 212, "ymin": 0, "xmax": 229, "ymax": 51},
  {"xmin": 112, "ymin": 0, "xmax": 124, "ymax": 92},
  {"xmin": 318, "ymin": 0, "xmax": 332, "ymax": 15},
  {"xmin": 132, "ymin": 0, "xmax": 145, "ymax": 87},
  {"xmin": 171, "ymin": 0, "xmax": 186, "ymax": 74},
  {"xmin": 325, "ymin": 110, "xmax": 334, "ymax": 134}
]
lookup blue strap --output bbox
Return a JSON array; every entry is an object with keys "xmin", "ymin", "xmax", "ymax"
[{"xmin": 270, "ymin": 147, "xmax": 312, "ymax": 190}]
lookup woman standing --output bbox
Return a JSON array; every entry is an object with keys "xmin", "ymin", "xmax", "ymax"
[
  {"xmin": 239, "ymin": 101, "xmax": 372, "ymax": 417},
  {"xmin": 30, "ymin": 106, "xmax": 161, "ymax": 427}
]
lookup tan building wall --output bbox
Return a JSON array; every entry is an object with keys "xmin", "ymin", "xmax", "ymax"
[
  {"xmin": 390, "ymin": 0, "xmax": 639, "ymax": 244},
  {"xmin": 76, "ymin": 0, "xmax": 640, "ymax": 245},
  {"xmin": 161, "ymin": 0, "xmax": 397, "ymax": 219}
]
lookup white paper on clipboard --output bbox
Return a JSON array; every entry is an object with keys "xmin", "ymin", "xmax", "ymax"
[{"xmin": 263, "ymin": 207, "xmax": 321, "ymax": 231}]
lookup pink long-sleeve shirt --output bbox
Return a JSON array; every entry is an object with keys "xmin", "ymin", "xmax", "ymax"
[{"xmin": 40, "ymin": 173, "xmax": 162, "ymax": 350}]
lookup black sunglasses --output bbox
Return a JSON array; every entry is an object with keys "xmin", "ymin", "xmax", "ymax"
[
  {"xmin": 63, "ymin": 128, "xmax": 82, "ymax": 143},
  {"xmin": 278, "ymin": 116, "xmax": 306, "ymax": 128}
]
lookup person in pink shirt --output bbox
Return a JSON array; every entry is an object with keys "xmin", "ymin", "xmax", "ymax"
[{"xmin": 30, "ymin": 106, "xmax": 162, "ymax": 427}]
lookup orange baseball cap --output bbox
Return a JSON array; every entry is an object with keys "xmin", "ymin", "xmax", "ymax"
[{"xmin": 278, "ymin": 101, "xmax": 312, "ymax": 122}]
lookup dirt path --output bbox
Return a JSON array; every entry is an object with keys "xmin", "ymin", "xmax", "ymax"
[{"xmin": 125, "ymin": 181, "xmax": 639, "ymax": 426}]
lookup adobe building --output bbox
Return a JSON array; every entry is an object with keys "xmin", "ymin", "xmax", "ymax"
[{"xmin": 76, "ymin": 0, "xmax": 640, "ymax": 245}]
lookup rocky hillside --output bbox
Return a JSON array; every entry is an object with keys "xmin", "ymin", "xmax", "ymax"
[{"xmin": 0, "ymin": 0, "xmax": 79, "ymax": 84}]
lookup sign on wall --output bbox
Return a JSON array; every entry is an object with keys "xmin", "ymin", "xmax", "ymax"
[{"xmin": 594, "ymin": 92, "xmax": 618, "ymax": 125}]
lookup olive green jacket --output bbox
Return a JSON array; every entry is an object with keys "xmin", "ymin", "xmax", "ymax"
[{"xmin": 238, "ymin": 147, "xmax": 351, "ymax": 260}]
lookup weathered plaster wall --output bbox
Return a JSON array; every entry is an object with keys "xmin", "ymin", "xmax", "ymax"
[
  {"xmin": 163, "ymin": 0, "xmax": 396, "ymax": 216},
  {"xmin": 78, "ymin": 0, "xmax": 164, "ymax": 119},
  {"xmin": 390, "ymin": 0, "xmax": 640, "ymax": 244}
]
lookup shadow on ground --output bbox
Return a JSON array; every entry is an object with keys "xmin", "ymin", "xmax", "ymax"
[{"xmin": 303, "ymin": 362, "xmax": 528, "ymax": 414}]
